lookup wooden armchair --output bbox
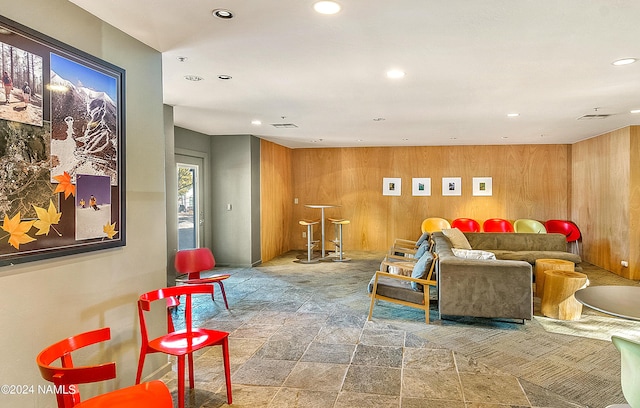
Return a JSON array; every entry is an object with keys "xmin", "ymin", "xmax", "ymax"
[{"xmin": 368, "ymin": 252, "xmax": 438, "ymax": 324}]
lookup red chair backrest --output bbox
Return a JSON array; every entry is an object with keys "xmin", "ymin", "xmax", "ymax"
[
  {"xmin": 482, "ymin": 218, "xmax": 514, "ymax": 232},
  {"xmin": 451, "ymin": 218, "xmax": 481, "ymax": 232},
  {"xmin": 545, "ymin": 220, "xmax": 581, "ymax": 242},
  {"xmin": 138, "ymin": 284, "xmax": 215, "ymax": 342},
  {"xmin": 174, "ymin": 248, "xmax": 215, "ymax": 280},
  {"xmin": 36, "ymin": 328, "xmax": 117, "ymax": 408}
]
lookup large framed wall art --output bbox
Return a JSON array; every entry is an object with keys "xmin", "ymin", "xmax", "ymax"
[{"xmin": 0, "ymin": 16, "xmax": 125, "ymax": 266}]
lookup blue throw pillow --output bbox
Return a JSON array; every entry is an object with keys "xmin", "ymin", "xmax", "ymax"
[
  {"xmin": 415, "ymin": 232, "xmax": 430, "ymax": 247},
  {"xmin": 414, "ymin": 240, "xmax": 429, "ymax": 259},
  {"xmin": 411, "ymin": 251, "xmax": 434, "ymax": 291}
]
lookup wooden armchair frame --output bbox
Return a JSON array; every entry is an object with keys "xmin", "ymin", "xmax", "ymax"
[{"xmin": 368, "ymin": 253, "xmax": 438, "ymax": 324}]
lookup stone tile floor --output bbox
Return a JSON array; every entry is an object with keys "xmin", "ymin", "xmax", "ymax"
[{"xmin": 159, "ymin": 251, "xmax": 640, "ymax": 408}]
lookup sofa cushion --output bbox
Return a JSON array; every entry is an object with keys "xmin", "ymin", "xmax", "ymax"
[
  {"xmin": 452, "ymin": 248, "xmax": 496, "ymax": 260},
  {"xmin": 491, "ymin": 250, "xmax": 581, "ymax": 265},
  {"xmin": 368, "ymin": 274, "xmax": 426, "ymax": 304},
  {"xmin": 442, "ymin": 228, "xmax": 472, "ymax": 249},
  {"xmin": 411, "ymin": 251, "xmax": 435, "ymax": 291}
]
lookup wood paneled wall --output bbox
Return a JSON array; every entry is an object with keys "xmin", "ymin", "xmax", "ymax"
[
  {"xmin": 260, "ymin": 140, "xmax": 294, "ymax": 261},
  {"xmin": 571, "ymin": 126, "xmax": 640, "ymax": 280},
  {"xmin": 279, "ymin": 144, "xmax": 570, "ymax": 253}
]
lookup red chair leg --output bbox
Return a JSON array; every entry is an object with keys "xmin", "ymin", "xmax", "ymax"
[
  {"xmin": 188, "ymin": 353, "xmax": 195, "ymax": 389},
  {"xmin": 222, "ymin": 337, "xmax": 232, "ymax": 404},
  {"xmin": 135, "ymin": 351, "xmax": 146, "ymax": 385},
  {"xmin": 216, "ymin": 281, "xmax": 229, "ymax": 309},
  {"xmin": 177, "ymin": 355, "xmax": 185, "ymax": 408}
]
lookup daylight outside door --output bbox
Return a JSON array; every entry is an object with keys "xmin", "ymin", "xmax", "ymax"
[{"xmin": 177, "ymin": 155, "xmax": 204, "ymax": 250}]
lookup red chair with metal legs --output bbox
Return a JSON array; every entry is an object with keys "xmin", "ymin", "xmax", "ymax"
[
  {"xmin": 545, "ymin": 220, "xmax": 581, "ymax": 254},
  {"xmin": 451, "ymin": 218, "xmax": 481, "ymax": 232},
  {"xmin": 175, "ymin": 247, "xmax": 230, "ymax": 309},
  {"xmin": 36, "ymin": 327, "xmax": 172, "ymax": 408},
  {"xmin": 482, "ymin": 218, "xmax": 514, "ymax": 232},
  {"xmin": 136, "ymin": 284, "xmax": 232, "ymax": 408}
]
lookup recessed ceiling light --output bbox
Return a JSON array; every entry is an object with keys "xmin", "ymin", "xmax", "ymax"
[
  {"xmin": 612, "ymin": 58, "xmax": 637, "ymax": 66},
  {"xmin": 184, "ymin": 75, "xmax": 203, "ymax": 81},
  {"xmin": 212, "ymin": 9, "xmax": 234, "ymax": 19},
  {"xmin": 507, "ymin": 113, "xmax": 520, "ymax": 117},
  {"xmin": 251, "ymin": 120, "xmax": 262, "ymax": 125},
  {"xmin": 313, "ymin": 1, "xmax": 341, "ymax": 14},
  {"xmin": 630, "ymin": 109, "xmax": 640, "ymax": 114},
  {"xmin": 218, "ymin": 75, "xmax": 232, "ymax": 80},
  {"xmin": 386, "ymin": 69, "xmax": 405, "ymax": 79}
]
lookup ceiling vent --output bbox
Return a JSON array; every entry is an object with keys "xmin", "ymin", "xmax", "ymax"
[
  {"xmin": 271, "ymin": 123, "xmax": 298, "ymax": 128},
  {"xmin": 577, "ymin": 114, "xmax": 611, "ymax": 120}
]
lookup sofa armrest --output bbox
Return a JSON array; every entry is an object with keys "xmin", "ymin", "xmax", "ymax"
[{"xmin": 438, "ymin": 257, "xmax": 533, "ymax": 320}]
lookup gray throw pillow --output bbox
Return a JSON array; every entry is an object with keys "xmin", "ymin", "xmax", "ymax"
[{"xmin": 411, "ymin": 251, "xmax": 435, "ymax": 291}]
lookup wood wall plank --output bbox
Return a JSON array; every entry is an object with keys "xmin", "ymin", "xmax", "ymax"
[
  {"xmin": 571, "ymin": 127, "xmax": 637, "ymax": 279},
  {"xmin": 260, "ymin": 140, "xmax": 293, "ymax": 261}
]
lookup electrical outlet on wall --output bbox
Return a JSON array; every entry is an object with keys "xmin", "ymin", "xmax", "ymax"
[{"xmin": 302, "ymin": 231, "xmax": 306, "ymax": 238}]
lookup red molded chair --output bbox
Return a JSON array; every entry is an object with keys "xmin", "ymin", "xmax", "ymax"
[
  {"xmin": 482, "ymin": 218, "xmax": 514, "ymax": 232},
  {"xmin": 175, "ymin": 247, "xmax": 230, "ymax": 309},
  {"xmin": 451, "ymin": 218, "xmax": 481, "ymax": 232},
  {"xmin": 36, "ymin": 327, "xmax": 172, "ymax": 408},
  {"xmin": 136, "ymin": 284, "xmax": 232, "ymax": 408},
  {"xmin": 545, "ymin": 220, "xmax": 581, "ymax": 253}
]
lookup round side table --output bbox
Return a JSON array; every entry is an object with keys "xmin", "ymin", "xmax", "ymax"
[
  {"xmin": 541, "ymin": 269, "xmax": 588, "ymax": 320},
  {"xmin": 535, "ymin": 258, "xmax": 574, "ymax": 299}
]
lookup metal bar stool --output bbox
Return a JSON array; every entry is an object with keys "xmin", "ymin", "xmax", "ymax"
[
  {"xmin": 296, "ymin": 220, "xmax": 320, "ymax": 263},
  {"xmin": 328, "ymin": 218, "xmax": 351, "ymax": 262}
]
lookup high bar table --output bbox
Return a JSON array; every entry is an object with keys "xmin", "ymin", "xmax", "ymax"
[{"xmin": 304, "ymin": 204, "xmax": 340, "ymax": 259}]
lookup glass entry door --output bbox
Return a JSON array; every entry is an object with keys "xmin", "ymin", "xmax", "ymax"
[{"xmin": 176, "ymin": 155, "xmax": 204, "ymax": 250}]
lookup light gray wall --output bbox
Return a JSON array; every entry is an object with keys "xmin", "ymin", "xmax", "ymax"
[
  {"xmin": 211, "ymin": 135, "xmax": 261, "ymax": 267},
  {"xmin": 174, "ymin": 129, "xmax": 261, "ymax": 267},
  {"xmin": 165, "ymin": 105, "xmax": 177, "ymax": 284},
  {"xmin": 0, "ymin": 2, "xmax": 168, "ymax": 406}
]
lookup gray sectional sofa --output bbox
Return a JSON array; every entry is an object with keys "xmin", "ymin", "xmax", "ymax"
[
  {"xmin": 463, "ymin": 232, "xmax": 581, "ymax": 265},
  {"xmin": 432, "ymin": 231, "xmax": 581, "ymax": 321}
]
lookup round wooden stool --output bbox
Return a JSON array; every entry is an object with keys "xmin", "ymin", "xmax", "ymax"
[
  {"xmin": 541, "ymin": 269, "xmax": 588, "ymax": 320},
  {"xmin": 535, "ymin": 258, "xmax": 574, "ymax": 299}
]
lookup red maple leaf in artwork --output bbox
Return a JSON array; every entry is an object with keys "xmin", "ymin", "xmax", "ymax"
[{"xmin": 53, "ymin": 171, "xmax": 76, "ymax": 199}]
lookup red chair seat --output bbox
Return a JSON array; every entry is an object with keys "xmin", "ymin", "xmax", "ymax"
[
  {"xmin": 483, "ymin": 218, "xmax": 514, "ymax": 232},
  {"xmin": 451, "ymin": 218, "xmax": 481, "ymax": 232},
  {"xmin": 76, "ymin": 381, "xmax": 171, "ymax": 408},
  {"xmin": 152, "ymin": 328, "xmax": 228, "ymax": 355}
]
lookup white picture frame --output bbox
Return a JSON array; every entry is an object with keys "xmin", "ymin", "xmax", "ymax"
[
  {"xmin": 473, "ymin": 177, "xmax": 493, "ymax": 196},
  {"xmin": 442, "ymin": 177, "xmax": 462, "ymax": 196},
  {"xmin": 412, "ymin": 178, "xmax": 431, "ymax": 196},
  {"xmin": 383, "ymin": 177, "xmax": 401, "ymax": 196}
]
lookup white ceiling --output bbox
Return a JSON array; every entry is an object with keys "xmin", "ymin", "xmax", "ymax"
[{"xmin": 68, "ymin": 0, "xmax": 640, "ymax": 148}]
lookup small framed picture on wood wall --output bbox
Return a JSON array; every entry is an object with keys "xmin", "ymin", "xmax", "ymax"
[{"xmin": 383, "ymin": 177, "xmax": 401, "ymax": 196}]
